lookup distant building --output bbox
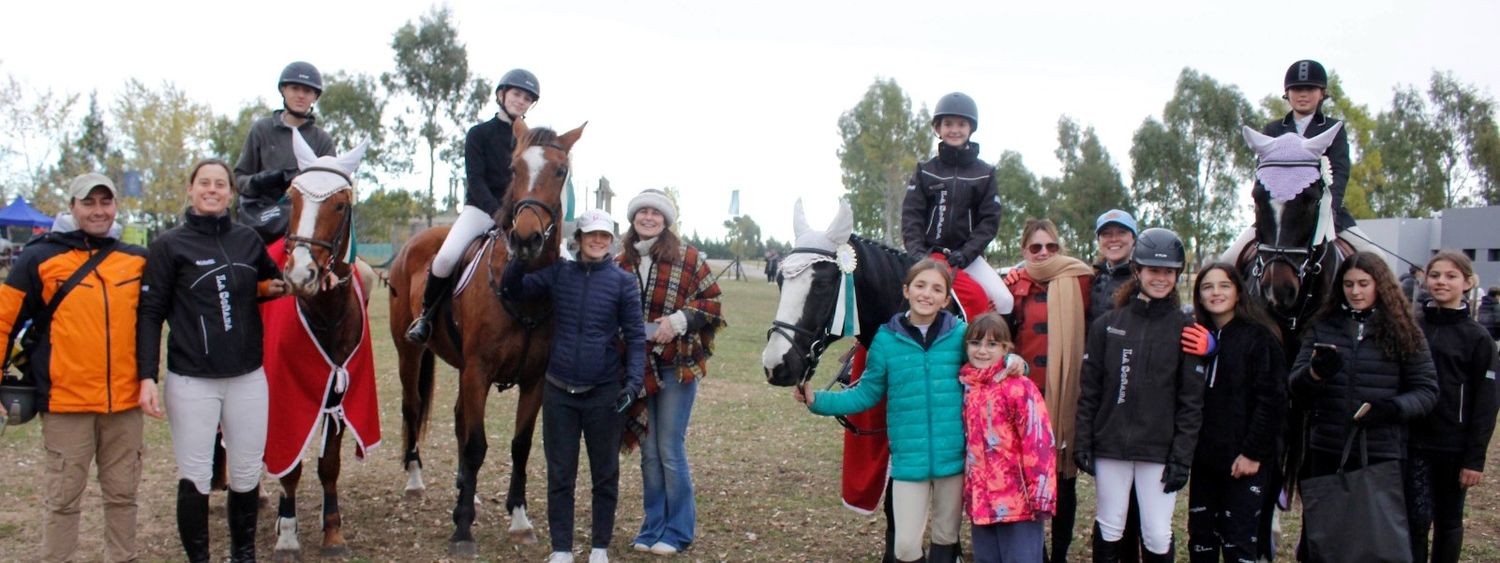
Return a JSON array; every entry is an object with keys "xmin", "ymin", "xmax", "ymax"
[{"xmin": 1359, "ymin": 205, "xmax": 1500, "ymax": 289}]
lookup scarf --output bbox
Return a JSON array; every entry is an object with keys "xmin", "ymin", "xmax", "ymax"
[
  {"xmin": 1023, "ymin": 254, "xmax": 1093, "ymax": 477},
  {"xmin": 959, "ymin": 362, "xmax": 1006, "ymax": 387}
]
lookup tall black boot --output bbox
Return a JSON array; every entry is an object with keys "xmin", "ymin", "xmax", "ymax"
[
  {"xmin": 1140, "ymin": 535, "xmax": 1174, "ymax": 563},
  {"xmin": 928, "ymin": 542, "xmax": 959, "ymax": 563},
  {"xmin": 405, "ymin": 270, "xmax": 452, "ymax": 343},
  {"xmin": 1092, "ymin": 522, "xmax": 1122, "ymax": 563},
  {"xmin": 227, "ymin": 486, "xmax": 260, "ymax": 563},
  {"xmin": 1431, "ymin": 524, "xmax": 1463, "ymax": 563},
  {"xmin": 177, "ymin": 480, "xmax": 211, "ymax": 563}
]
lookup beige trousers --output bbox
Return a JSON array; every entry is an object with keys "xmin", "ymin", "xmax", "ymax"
[{"xmin": 40, "ymin": 410, "xmax": 144, "ymax": 563}]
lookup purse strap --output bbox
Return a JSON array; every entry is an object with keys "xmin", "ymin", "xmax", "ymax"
[{"xmin": 1336, "ymin": 425, "xmax": 1371, "ymax": 477}]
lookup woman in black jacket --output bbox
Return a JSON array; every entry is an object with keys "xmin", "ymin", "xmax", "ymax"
[
  {"xmin": 1185, "ymin": 263, "xmax": 1287, "ymax": 562},
  {"xmin": 1075, "ymin": 228, "xmax": 1206, "ymax": 563},
  {"xmin": 137, "ymin": 159, "xmax": 288, "ymax": 562},
  {"xmin": 1407, "ymin": 251, "xmax": 1499, "ymax": 563},
  {"xmin": 1289, "ymin": 251, "xmax": 1438, "ymax": 560}
]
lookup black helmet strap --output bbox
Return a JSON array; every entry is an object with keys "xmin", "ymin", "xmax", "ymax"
[{"xmin": 282, "ymin": 97, "xmax": 315, "ymax": 121}]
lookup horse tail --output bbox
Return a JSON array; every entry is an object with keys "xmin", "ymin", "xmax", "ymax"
[{"xmin": 416, "ymin": 348, "xmax": 436, "ymax": 438}]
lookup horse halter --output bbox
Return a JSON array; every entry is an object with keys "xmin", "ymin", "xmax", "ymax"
[
  {"xmin": 284, "ymin": 166, "xmax": 355, "ymax": 287},
  {"xmin": 766, "ymin": 246, "xmax": 840, "ymax": 384}
]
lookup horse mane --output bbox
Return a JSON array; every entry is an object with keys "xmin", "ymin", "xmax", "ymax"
[
  {"xmin": 524, "ymin": 127, "xmax": 558, "ymax": 149},
  {"xmin": 846, "ymin": 234, "xmax": 917, "ymax": 347}
]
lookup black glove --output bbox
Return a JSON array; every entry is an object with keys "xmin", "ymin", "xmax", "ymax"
[
  {"xmin": 945, "ymin": 249, "xmax": 968, "ymax": 269},
  {"xmin": 1074, "ymin": 450, "xmax": 1095, "ymax": 476},
  {"xmin": 1356, "ymin": 398, "xmax": 1401, "ymax": 426},
  {"xmin": 1310, "ymin": 346, "xmax": 1343, "ymax": 380},
  {"xmin": 614, "ymin": 387, "xmax": 638, "ymax": 413},
  {"xmin": 1161, "ymin": 461, "xmax": 1191, "ymax": 493},
  {"xmin": 247, "ymin": 168, "xmax": 299, "ymax": 197}
]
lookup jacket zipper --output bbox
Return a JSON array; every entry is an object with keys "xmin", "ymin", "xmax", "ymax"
[
  {"xmin": 1458, "ymin": 384, "xmax": 1465, "ymax": 424},
  {"xmin": 99, "ymin": 262, "xmax": 114, "ymax": 413},
  {"xmin": 576, "ymin": 265, "xmax": 594, "ymax": 381}
]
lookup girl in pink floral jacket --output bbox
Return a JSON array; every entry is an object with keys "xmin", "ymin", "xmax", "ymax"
[{"xmin": 960, "ymin": 313, "xmax": 1057, "ymax": 562}]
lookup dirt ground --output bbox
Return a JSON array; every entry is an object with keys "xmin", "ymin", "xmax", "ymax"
[{"xmin": 1, "ymin": 268, "xmax": 1497, "ymax": 561}]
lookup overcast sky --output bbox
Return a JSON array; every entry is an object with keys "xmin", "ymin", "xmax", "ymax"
[{"xmin": 3, "ymin": 0, "xmax": 1497, "ymax": 242}]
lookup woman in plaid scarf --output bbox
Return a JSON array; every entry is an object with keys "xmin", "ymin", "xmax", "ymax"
[{"xmin": 618, "ymin": 189, "xmax": 726, "ymax": 556}]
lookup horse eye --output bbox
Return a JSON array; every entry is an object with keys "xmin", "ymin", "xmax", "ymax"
[
  {"xmin": 335, "ymin": 202, "xmax": 348, "ymax": 212},
  {"xmin": 555, "ymin": 166, "xmax": 568, "ymax": 178}
]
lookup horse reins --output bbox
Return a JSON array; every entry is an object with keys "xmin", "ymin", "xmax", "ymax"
[
  {"xmin": 284, "ymin": 166, "xmax": 356, "ymax": 288},
  {"xmin": 766, "ymin": 247, "xmax": 841, "ymax": 385},
  {"xmin": 1251, "ymin": 235, "xmax": 1331, "ymax": 332},
  {"xmin": 488, "ymin": 142, "xmax": 568, "ymax": 392}
]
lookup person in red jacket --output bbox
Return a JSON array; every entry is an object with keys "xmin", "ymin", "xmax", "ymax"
[{"xmin": 0, "ymin": 173, "xmax": 155, "ymax": 562}]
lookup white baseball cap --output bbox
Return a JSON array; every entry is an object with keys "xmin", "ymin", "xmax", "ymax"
[{"xmin": 574, "ymin": 208, "xmax": 616, "ymax": 237}]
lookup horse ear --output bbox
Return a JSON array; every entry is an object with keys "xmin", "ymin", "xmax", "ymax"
[
  {"xmin": 793, "ymin": 199, "xmax": 811, "ymax": 239},
  {"xmin": 512, "ymin": 117, "xmax": 530, "ymax": 156},
  {"xmin": 826, "ymin": 200, "xmax": 853, "ymax": 245},
  {"xmin": 333, "ymin": 139, "xmax": 370, "ymax": 177},
  {"xmin": 557, "ymin": 122, "xmax": 587, "ymax": 152},
  {"xmin": 1302, "ymin": 122, "xmax": 1344, "ymax": 155},
  {"xmin": 1241, "ymin": 126, "xmax": 1277, "ymax": 156},
  {"xmin": 292, "ymin": 128, "xmax": 319, "ymax": 170}
]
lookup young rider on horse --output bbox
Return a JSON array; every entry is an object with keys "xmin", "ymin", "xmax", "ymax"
[
  {"xmin": 406, "ymin": 68, "xmax": 541, "ymax": 344},
  {"xmin": 901, "ymin": 92, "xmax": 1013, "ymax": 318},
  {"xmin": 1221, "ymin": 59, "xmax": 1375, "ymax": 263},
  {"xmin": 234, "ymin": 61, "xmax": 336, "ymax": 244}
]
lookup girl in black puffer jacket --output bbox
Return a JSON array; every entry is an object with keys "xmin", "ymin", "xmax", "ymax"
[
  {"xmin": 1289, "ymin": 252, "xmax": 1437, "ymax": 560},
  {"xmin": 1185, "ymin": 264, "xmax": 1287, "ymax": 563},
  {"xmin": 1407, "ymin": 251, "xmax": 1499, "ymax": 563}
]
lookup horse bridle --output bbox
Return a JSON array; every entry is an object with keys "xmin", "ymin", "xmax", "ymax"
[
  {"xmin": 1251, "ymin": 238, "xmax": 1330, "ymax": 332},
  {"xmin": 766, "ymin": 247, "xmax": 840, "ymax": 384},
  {"xmin": 284, "ymin": 166, "xmax": 355, "ymax": 287}
]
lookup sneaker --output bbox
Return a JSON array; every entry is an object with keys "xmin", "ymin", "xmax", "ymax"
[
  {"xmin": 546, "ymin": 552, "xmax": 574, "ymax": 563},
  {"xmin": 632, "ymin": 543, "xmax": 652, "ymax": 552},
  {"xmin": 589, "ymin": 548, "xmax": 609, "ymax": 563},
  {"xmin": 649, "ymin": 542, "xmax": 678, "ymax": 555}
]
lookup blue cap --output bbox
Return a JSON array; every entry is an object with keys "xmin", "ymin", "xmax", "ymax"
[{"xmin": 1094, "ymin": 209, "xmax": 1137, "ymax": 236}]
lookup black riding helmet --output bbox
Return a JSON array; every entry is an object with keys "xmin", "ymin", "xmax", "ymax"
[
  {"xmin": 279, "ymin": 61, "xmax": 324, "ymax": 95},
  {"xmin": 1, "ymin": 375, "xmax": 37, "ymax": 426},
  {"xmin": 1132, "ymin": 228, "xmax": 1185, "ymax": 269},
  {"xmin": 497, "ymin": 68, "xmax": 541, "ymax": 100},
  {"xmin": 932, "ymin": 92, "xmax": 979, "ymax": 132},
  {"xmin": 1284, "ymin": 60, "xmax": 1328, "ymax": 91}
]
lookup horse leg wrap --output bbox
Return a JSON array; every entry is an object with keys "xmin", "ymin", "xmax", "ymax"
[
  {"xmin": 403, "ymin": 450, "xmax": 422, "ymax": 468},
  {"xmin": 278, "ymin": 494, "xmax": 297, "ymax": 519},
  {"xmin": 322, "ymin": 492, "xmax": 340, "ymax": 518}
]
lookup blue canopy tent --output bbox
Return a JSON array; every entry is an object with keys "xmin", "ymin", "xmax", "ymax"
[{"xmin": 0, "ymin": 196, "xmax": 54, "ymax": 229}]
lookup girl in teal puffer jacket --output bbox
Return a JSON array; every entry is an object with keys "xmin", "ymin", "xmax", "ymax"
[{"xmin": 797, "ymin": 259, "xmax": 967, "ymax": 563}]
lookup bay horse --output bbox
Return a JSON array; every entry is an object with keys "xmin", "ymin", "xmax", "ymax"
[
  {"xmin": 388, "ymin": 119, "xmax": 585, "ymax": 555},
  {"xmin": 264, "ymin": 130, "xmax": 381, "ymax": 560},
  {"xmin": 1236, "ymin": 123, "xmax": 1348, "ymax": 347},
  {"xmin": 761, "ymin": 199, "xmax": 918, "ymax": 562}
]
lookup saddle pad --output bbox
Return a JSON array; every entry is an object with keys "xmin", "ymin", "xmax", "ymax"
[{"xmin": 454, "ymin": 234, "xmax": 496, "ymax": 297}]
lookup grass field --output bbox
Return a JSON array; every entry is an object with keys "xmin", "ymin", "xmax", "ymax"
[{"xmin": 0, "ymin": 266, "xmax": 1497, "ymax": 561}]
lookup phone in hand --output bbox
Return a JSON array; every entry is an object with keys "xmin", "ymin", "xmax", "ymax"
[
  {"xmin": 1353, "ymin": 402, "xmax": 1372, "ymax": 421},
  {"xmin": 1313, "ymin": 343, "xmax": 1338, "ymax": 354}
]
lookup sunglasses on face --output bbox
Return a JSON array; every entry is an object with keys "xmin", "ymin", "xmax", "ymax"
[{"xmin": 1027, "ymin": 242, "xmax": 1060, "ymax": 254}]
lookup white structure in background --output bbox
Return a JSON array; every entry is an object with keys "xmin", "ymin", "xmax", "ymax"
[{"xmin": 1359, "ymin": 206, "xmax": 1500, "ymax": 289}]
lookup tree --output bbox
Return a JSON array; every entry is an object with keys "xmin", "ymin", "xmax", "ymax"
[
  {"xmin": 437, "ymin": 77, "xmax": 491, "ymax": 213},
  {"xmin": 1049, "ymin": 116, "xmax": 1131, "ymax": 259},
  {"xmin": 1427, "ymin": 71, "xmax": 1500, "ymax": 206},
  {"xmin": 1154, "ymin": 68, "xmax": 1257, "ymax": 261},
  {"xmin": 207, "ymin": 99, "xmax": 269, "ymax": 168},
  {"xmin": 837, "ymin": 77, "xmax": 931, "ymax": 245},
  {"xmin": 385, "ymin": 6, "xmax": 471, "ymax": 226},
  {"xmin": 722, "ymin": 214, "xmax": 763, "ymax": 258},
  {"xmin": 991, "ymin": 150, "xmax": 1046, "ymax": 264},
  {"xmin": 39, "ymin": 92, "xmax": 122, "ymax": 214},
  {"xmin": 319, "ymin": 71, "xmax": 406, "ymax": 185},
  {"xmin": 112, "ymin": 79, "xmax": 213, "ymax": 232},
  {"xmin": 1129, "ymin": 117, "xmax": 1196, "ymax": 251},
  {"xmin": 356, "ymin": 186, "xmax": 423, "ymax": 243},
  {"xmin": 0, "ymin": 69, "xmax": 78, "ymax": 203}
]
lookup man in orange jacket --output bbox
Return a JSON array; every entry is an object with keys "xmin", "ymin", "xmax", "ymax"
[{"xmin": 0, "ymin": 173, "xmax": 156, "ymax": 563}]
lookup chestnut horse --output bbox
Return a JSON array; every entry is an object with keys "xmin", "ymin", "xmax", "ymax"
[
  {"xmin": 388, "ymin": 119, "xmax": 585, "ymax": 555},
  {"xmin": 265, "ymin": 131, "xmax": 381, "ymax": 560}
]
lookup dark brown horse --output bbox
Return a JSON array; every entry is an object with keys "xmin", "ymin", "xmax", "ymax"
[
  {"xmin": 388, "ymin": 119, "xmax": 584, "ymax": 555},
  {"xmin": 266, "ymin": 132, "xmax": 380, "ymax": 560}
]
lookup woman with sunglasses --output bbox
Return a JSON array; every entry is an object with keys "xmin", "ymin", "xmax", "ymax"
[{"xmin": 1003, "ymin": 218, "xmax": 1093, "ymax": 562}]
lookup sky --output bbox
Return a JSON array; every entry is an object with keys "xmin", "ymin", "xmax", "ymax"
[{"xmin": 2, "ymin": 0, "xmax": 1497, "ymax": 242}]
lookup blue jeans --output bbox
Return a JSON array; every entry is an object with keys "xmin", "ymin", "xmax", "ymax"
[
  {"xmin": 633, "ymin": 368, "xmax": 698, "ymax": 549},
  {"xmin": 972, "ymin": 519, "xmax": 1045, "ymax": 563}
]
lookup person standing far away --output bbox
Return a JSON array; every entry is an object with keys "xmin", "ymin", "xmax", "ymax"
[
  {"xmin": 1220, "ymin": 59, "xmax": 1376, "ymax": 263},
  {"xmin": 234, "ymin": 61, "xmax": 336, "ymax": 245},
  {"xmin": 0, "ymin": 173, "xmax": 154, "ymax": 563},
  {"xmin": 406, "ymin": 68, "xmax": 540, "ymax": 344},
  {"xmin": 901, "ymin": 91, "xmax": 1013, "ymax": 318}
]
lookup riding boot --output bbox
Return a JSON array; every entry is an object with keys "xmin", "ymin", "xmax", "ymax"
[
  {"xmin": 405, "ymin": 269, "xmax": 452, "ymax": 343},
  {"xmin": 177, "ymin": 480, "xmax": 211, "ymax": 563},
  {"xmin": 227, "ymin": 486, "xmax": 260, "ymax": 563},
  {"xmin": 1140, "ymin": 536, "xmax": 1174, "ymax": 563},
  {"xmin": 1092, "ymin": 522, "xmax": 1122, "ymax": 563},
  {"xmin": 927, "ymin": 542, "xmax": 959, "ymax": 563}
]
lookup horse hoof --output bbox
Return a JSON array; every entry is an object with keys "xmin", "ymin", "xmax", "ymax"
[
  {"xmin": 509, "ymin": 528, "xmax": 538, "ymax": 545},
  {"xmin": 320, "ymin": 544, "xmax": 352, "ymax": 558},
  {"xmin": 403, "ymin": 487, "xmax": 424, "ymax": 500},
  {"xmin": 448, "ymin": 540, "xmax": 478, "ymax": 557},
  {"xmin": 272, "ymin": 548, "xmax": 302, "ymax": 562}
]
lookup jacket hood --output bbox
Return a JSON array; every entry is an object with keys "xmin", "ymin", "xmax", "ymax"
[{"xmin": 884, "ymin": 310, "xmax": 959, "ymax": 339}]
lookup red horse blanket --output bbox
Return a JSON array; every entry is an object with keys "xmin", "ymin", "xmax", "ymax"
[
  {"xmin": 262, "ymin": 239, "xmax": 381, "ymax": 477},
  {"xmin": 840, "ymin": 344, "xmax": 891, "ymax": 514}
]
